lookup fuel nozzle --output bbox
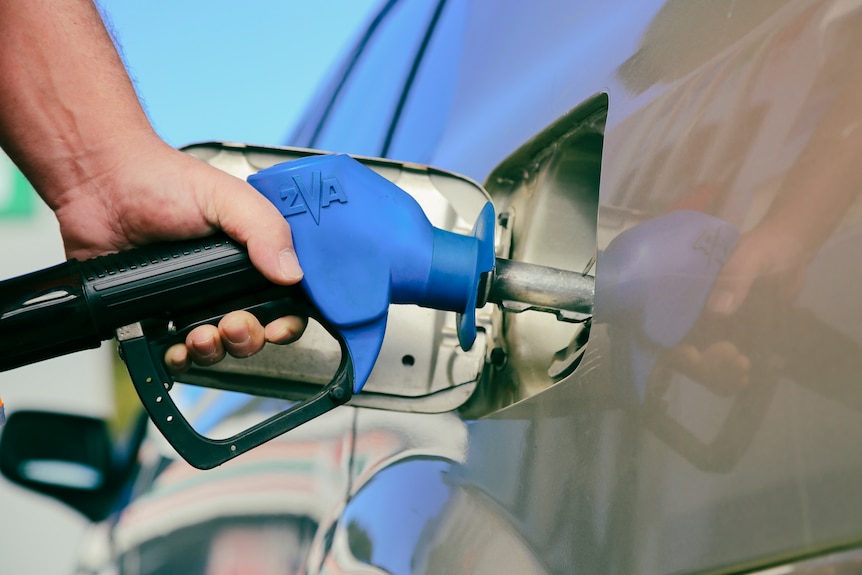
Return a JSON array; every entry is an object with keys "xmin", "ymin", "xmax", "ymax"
[
  {"xmin": 248, "ymin": 155, "xmax": 499, "ymax": 391},
  {"xmin": 249, "ymin": 154, "xmax": 598, "ymax": 374}
]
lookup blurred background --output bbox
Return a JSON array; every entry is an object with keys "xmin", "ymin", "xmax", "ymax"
[{"xmin": 0, "ymin": 1, "xmax": 379, "ymax": 572}]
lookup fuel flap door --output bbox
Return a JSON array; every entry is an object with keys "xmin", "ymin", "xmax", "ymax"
[{"xmin": 177, "ymin": 142, "xmax": 496, "ymax": 415}]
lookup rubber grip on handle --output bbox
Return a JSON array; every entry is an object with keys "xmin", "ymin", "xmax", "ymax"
[
  {"xmin": 80, "ymin": 234, "xmax": 275, "ymax": 334},
  {"xmin": 0, "ymin": 261, "xmax": 98, "ymax": 372},
  {"xmin": 0, "ymin": 233, "xmax": 278, "ymax": 373}
]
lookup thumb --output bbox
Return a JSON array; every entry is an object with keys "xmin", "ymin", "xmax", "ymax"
[
  {"xmin": 707, "ymin": 271, "xmax": 753, "ymax": 316},
  {"xmin": 204, "ymin": 170, "xmax": 304, "ymax": 285},
  {"xmin": 245, "ymin": 211, "xmax": 305, "ymax": 286},
  {"xmin": 706, "ymin": 235, "xmax": 771, "ymax": 316}
]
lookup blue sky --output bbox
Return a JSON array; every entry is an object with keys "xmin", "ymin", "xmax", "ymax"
[{"xmin": 98, "ymin": 1, "xmax": 381, "ymax": 148}]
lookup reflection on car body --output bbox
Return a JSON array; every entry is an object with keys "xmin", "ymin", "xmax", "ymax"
[{"xmin": 5, "ymin": 0, "xmax": 862, "ymax": 573}]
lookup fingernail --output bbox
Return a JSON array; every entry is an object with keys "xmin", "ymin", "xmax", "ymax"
[
  {"xmin": 279, "ymin": 248, "xmax": 304, "ymax": 281},
  {"xmin": 192, "ymin": 334, "xmax": 217, "ymax": 358},
  {"xmin": 166, "ymin": 354, "xmax": 189, "ymax": 375},
  {"xmin": 708, "ymin": 290, "xmax": 736, "ymax": 315},
  {"xmin": 265, "ymin": 319, "xmax": 294, "ymax": 343},
  {"xmin": 265, "ymin": 324, "xmax": 289, "ymax": 342},
  {"xmin": 223, "ymin": 322, "xmax": 251, "ymax": 346}
]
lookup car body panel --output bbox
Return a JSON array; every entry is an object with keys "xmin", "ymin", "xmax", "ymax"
[
  {"xmin": 306, "ymin": 1, "xmax": 862, "ymax": 573},
  {"xmin": 9, "ymin": 1, "xmax": 862, "ymax": 574}
]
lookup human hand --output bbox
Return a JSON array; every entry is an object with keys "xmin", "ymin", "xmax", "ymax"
[
  {"xmin": 653, "ymin": 220, "xmax": 809, "ymax": 394},
  {"xmin": 660, "ymin": 340, "xmax": 751, "ymax": 396},
  {"xmin": 706, "ymin": 222, "xmax": 810, "ymax": 316},
  {"xmin": 52, "ymin": 133, "xmax": 307, "ymax": 372}
]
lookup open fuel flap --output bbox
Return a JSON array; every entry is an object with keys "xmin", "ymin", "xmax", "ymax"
[
  {"xmin": 179, "ymin": 92, "xmax": 607, "ymax": 422},
  {"xmin": 178, "ymin": 142, "xmax": 496, "ymax": 415}
]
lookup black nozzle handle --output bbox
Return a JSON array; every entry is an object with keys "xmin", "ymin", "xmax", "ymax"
[{"xmin": 0, "ymin": 233, "xmax": 276, "ymax": 373}]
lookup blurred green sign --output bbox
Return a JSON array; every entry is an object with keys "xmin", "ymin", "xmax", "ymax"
[{"xmin": 0, "ymin": 152, "xmax": 34, "ymax": 218}]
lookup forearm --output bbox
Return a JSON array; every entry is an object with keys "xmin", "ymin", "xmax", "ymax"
[
  {"xmin": 0, "ymin": 0, "xmax": 158, "ymax": 210},
  {"xmin": 0, "ymin": 0, "xmax": 304, "ymax": 367}
]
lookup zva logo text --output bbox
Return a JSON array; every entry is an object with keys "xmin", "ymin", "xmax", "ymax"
[{"xmin": 280, "ymin": 171, "xmax": 348, "ymax": 224}]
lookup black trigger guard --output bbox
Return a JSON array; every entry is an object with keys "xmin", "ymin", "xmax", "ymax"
[{"xmin": 117, "ymin": 298, "xmax": 353, "ymax": 470}]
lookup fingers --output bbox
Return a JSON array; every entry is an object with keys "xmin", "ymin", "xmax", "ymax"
[
  {"xmin": 707, "ymin": 279, "xmax": 750, "ymax": 316},
  {"xmin": 245, "ymin": 210, "xmax": 304, "ymax": 285},
  {"xmin": 164, "ymin": 312, "xmax": 307, "ymax": 374},
  {"xmin": 165, "ymin": 312, "xmax": 262, "ymax": 375},
  {"xmin": 707, "ymin": 249, "xmax": 759, "ymax": 315},
  {"xmin": 164, "ymin": 343, "xmax": 191, "ymax": 374},
  {"xmin": 264, "ymin": 315, "xmax": 308, "ymax": 345},
  {"xmin": 666, "ymin": 341, "xmax": 751, "ymax": 395},
  {"xmin": 201, "ymin": 167, "xmax": 304, "ymax": 285},
  {"xmin": 707, "ymin": 226, "xmax": 810, "ymax": 316},
  {"xmin": 164, "ymin": 324, "xmax": 225, "ymax": 375},
  {"xmin": 218, "ymin": 311, "xmax": 266, "ymax": 358},
  {"xmin": 707, "ymin": 238, "xmax": 766, "ymax": 316}
]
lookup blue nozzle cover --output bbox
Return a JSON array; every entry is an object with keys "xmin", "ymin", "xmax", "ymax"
[
  {"xmin": 454, "ymin": 202, "xmax": 495, "ymax": 349},
  {"xmin": 248, "ymin": 155, "xmax": 494, "ymax": 392}
]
